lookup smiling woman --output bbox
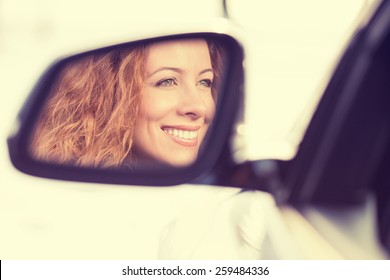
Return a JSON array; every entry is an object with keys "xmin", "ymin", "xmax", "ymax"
[
  {"xmin": 134, "ymin": 39, "xmax": 216, "ymax": 167},
  {"xmin": 28, "ymin": 38, "xmax": 224, "ymax": 169}
]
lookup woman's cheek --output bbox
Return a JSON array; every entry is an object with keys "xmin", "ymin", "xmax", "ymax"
[
  {"xmin": 141, "ymin": 92, "xmax": 175, "ymax": 119},
  {"xmin": 205, "ymin": 95, "xmax": 216, "ymax": 122}
]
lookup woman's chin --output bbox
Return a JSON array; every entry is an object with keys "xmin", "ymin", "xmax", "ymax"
[
  {"xmin": 133, "ymin": 150, "xmax": 198, "ymax": 168},
  {"xmin": 156, "ymin": 149, "xmax": 199, "ymax": 168},
  {"xmin": 163, "ymin": 156, "xmax": 197, "ymax": 168}
]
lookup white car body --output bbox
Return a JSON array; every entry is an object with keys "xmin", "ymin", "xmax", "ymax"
[{"xmin": 0, "ymin": 0, "xmax": 387, "ymax": 259}]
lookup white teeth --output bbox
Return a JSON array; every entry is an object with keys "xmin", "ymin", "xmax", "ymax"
[{"xmin": 163, "ymin": 128, "xmax": 198, "ymax": 140}]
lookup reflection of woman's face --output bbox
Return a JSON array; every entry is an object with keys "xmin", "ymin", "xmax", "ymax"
[{"xmin": 133, "ymin": 39, "xmax": 215, "ymax": 166}]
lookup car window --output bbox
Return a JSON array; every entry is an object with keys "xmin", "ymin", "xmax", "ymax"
[{"xmin": 227, "ymin": 0, "xmax": 375, "ymax": 161}]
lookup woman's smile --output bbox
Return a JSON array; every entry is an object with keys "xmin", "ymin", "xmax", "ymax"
[{"xmin": 162, "ymin": 125, "xmax": 201, "ymax": 147}]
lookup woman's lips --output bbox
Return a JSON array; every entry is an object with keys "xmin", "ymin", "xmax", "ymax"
[{"xmin": 161, "ymin": 126, "xmax": 201, "ymax": 147}]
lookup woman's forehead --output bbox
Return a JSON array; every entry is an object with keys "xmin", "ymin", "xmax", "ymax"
[{"xmin": 145, "ymin": 39, "xmax": 211, "ymax": 71}]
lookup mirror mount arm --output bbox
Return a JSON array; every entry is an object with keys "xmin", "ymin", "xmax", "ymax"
[
  {"xmin": 205, "ymin": 158, "xmax": 288, "ymax": 205},
  {"xmin": 250, "ymin": 160, "xmax": 289, "ymax": 205}
]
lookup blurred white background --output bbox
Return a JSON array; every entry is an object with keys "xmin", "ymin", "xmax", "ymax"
[{"xmin": 0, "ymin": 0, "xmax": 374, "ymax": 259}]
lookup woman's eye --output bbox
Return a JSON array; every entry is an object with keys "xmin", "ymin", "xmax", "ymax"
[
  {"xmin": 197, "ymin": 79, "xmax": 213, "ymax": 88},
  {"xmin": 156, "ymin": 78, "xmax": 178, "ymax": 87}
]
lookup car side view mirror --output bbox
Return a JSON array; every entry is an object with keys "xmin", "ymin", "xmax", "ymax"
[{"xmin": 7, "ymin": 32, "xmax": 244, "ymax": 186}]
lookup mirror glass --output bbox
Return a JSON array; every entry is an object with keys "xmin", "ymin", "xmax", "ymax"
[{"xmin": 27, "ymin": 37, "xmax": 228, "ymax": 170}]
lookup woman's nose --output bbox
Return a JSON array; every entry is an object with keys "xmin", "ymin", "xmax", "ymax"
[{"xmin": 177, "ymin": 85, "xmax": 209, "ymax": 119}]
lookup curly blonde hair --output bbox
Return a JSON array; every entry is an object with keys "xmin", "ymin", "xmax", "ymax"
[{"xmin": 29, "ymin": 39, "xmax": 223, "ymax": 168}]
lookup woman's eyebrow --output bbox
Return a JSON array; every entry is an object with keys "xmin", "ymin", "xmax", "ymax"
[
  {"xmin": 199, "ymin": 68, "xmax": 213, "ymax": 75},
  {"xmin": 147, "ymin": 67, "xmax": 214, "ymax": 78},
  {"xmin": 147, "ymin": 67, "xmax": 183, "ymax": 78}
]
